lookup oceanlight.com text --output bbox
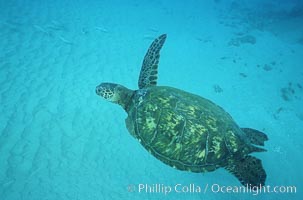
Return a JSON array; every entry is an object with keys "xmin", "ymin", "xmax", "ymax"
[{"xmin": 211, "ymin": 184, "xmax": 296, "ymax": 195}]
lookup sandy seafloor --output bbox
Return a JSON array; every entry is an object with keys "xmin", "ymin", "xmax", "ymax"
[{"xmin": 0, "ymin": 0, "xmax": 302, "ymax": 199}]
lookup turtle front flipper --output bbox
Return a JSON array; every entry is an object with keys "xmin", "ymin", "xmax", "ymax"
[{"xmin": 138, "ymin": 34, "xmax": 167, "ymax": 89}]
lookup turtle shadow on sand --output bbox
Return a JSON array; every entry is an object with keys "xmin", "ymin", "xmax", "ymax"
[{"xmin": 96, "ymin": 34, "xmax": 268, "ymax": 188}]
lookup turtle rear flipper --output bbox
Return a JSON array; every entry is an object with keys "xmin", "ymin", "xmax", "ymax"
[
  {"xmin": 225, "ymin": 155, "xmax": 266, "ymax": 187},
  {"xmin": 242, "ymin": 128, "xmax": 268, "ymax": 146}
]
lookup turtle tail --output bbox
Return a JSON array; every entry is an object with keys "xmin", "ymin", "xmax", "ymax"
[{"xmin": 225, "ymin": 155, "xmax": 266, "ymax": 188}]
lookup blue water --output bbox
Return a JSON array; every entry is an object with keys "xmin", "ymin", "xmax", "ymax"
[{"xmin": 0, "ymin": 0, "xmax": 302, "ymax": 199}]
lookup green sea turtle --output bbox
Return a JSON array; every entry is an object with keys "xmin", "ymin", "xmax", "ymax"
[{"xmin": 96, "ymin": 34, "xmax": 268, "ymax": 187}]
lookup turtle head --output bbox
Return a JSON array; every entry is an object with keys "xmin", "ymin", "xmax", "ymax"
[{"xmin": 96, "ymin": 83, "xmax": 133, "ymax": 110}]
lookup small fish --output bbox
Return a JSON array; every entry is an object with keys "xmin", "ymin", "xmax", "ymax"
[
  {"xmin": 33, "ymin": 24, "xmax": 50, "ymax": 35},
  {"xmin": 58, "ymin": 35, "xmax": 73, "ymax": 45},
  {"xmin": 148, "ymin": 27, "xmax": 159, "ymax": 32},
  {"xmin": 95, "ymin": 26, "xmax": 109, "ymax": 33},
  {"xmin": 143, "ymin": 34, "xmax": 156, "ymax": 40}
]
